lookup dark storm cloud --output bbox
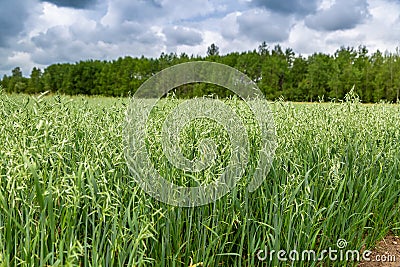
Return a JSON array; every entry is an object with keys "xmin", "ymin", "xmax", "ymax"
[
  {"xmin": 237, "ymin": 10, "xmax": 292, "ymax": 42},
  {"xmin": 305, "ymin": 0, "xmax": 370, "ymax": 31},
  {"xmin": 106, "ymin": 0, "xmax": 164, "ymax": 24},
  {"xmin": 29, "ymin": 21, "xmax": 163, "ymax": 65},
  {"xmin": 70, "ymin": 20, "xmax": 145, "ymax": 44},
  {"xmin": 163, "ymin": 26, "xmax": 203, "ymax": 46},
  {"xmin": 250, "ymin": 0, "xmax": 320, "ymax": 16},
  {"xmin": 31, "ymin": 26, "xmax": 70, "ymax": 49},
  {"xmin": 40, "ymin": 0, "xmax": 98, "ymax": 9},
  {"xmin": 0, "ymin": 0, "xmax": 31, "ymax": 46},
  {"xmin": 103, "ymin": 0, "xmax": 216, "ymax": 27}
]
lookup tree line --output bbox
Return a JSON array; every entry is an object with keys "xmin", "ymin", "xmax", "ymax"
[{"xmin": 1, "ymin": 43, "xmax": 400, "ymax": 102}]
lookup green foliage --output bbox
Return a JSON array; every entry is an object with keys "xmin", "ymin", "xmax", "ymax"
[
  {"xmin": 2, "ymin": 44, "xmax": 400, "ymax": 102},
  {"xmin": 207, "ymin": 43, "xmax": 220, "ymax": 57},
  {"xmin": 0, "ymin": 94, "xmax": 399, "ymax": 266}
]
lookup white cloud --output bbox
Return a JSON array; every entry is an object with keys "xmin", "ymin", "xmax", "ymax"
[
  {"xmin": 361, "ymin": 0, "xmax": 400, "ymax": 47},
  {"xmin": 1, "ymin": 0, "xmax": 400, "ymax": 76}
]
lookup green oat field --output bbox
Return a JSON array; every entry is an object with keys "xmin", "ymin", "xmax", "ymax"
[{"xmin": 0, "ymin": 91, "xmax": 399, "ymax": 266}]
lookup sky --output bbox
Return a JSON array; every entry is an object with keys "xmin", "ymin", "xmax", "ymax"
[{"xmin": 1, "ymin": 0, "xmax": 400, "ymax": 77}]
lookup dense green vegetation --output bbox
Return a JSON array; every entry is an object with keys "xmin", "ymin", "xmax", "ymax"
[
  {"xmin": 1, "ymin": 92, "xmax": 399, "ymax": 266},
  {"xmin": 1, "ymin": 44, "xmax": 400, "ymax": 102}
]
